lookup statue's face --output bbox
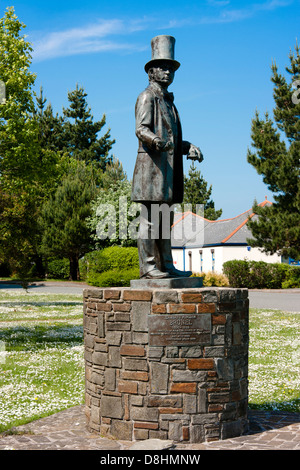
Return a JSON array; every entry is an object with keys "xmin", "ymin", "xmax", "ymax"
[{"xmin": 149, "ymin": 62, "xmax": 175, "ymax": 88}]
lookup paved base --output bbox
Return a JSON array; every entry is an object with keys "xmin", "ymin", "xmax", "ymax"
[{"xmin": 0, "ymin": 406, "xmax": 299, "ymax": 450}]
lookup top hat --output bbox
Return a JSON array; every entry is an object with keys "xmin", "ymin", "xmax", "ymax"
[{"xmin": 144, "ymin": 35, "xmax": 180, "ymax": 73}]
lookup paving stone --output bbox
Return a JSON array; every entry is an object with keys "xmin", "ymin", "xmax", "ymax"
[
  {"xmin": 0, "ymin": 406, "xmax": 299, "ymax": 450},
  {"xmin": 128, "ymin": 438, "xmax": 175, "ymax": 450}
]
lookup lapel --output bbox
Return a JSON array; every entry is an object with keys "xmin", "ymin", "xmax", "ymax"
[{"xmin": 148, "ymin": 82, "xmax": 175, "ymax": 133}]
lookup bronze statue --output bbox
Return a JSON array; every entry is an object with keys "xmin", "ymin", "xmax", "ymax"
[{"xmin": 131, "ymin": 35, "xmax": 203, "ymax": 279}]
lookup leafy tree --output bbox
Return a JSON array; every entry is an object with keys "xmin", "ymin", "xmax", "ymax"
[
  {"xmin": 62, "ymin": 84, "xmax": 115, "ymax": 170},
  {"xmin": 247, "ymin": 42, "xmax": 300, "ymax": 260},
  {"xmin": 88, "ymin": 179, "xmax": 139, "ymax": 248},
  {"xmin": 40, "ymin": 163, "xmax": 98, "ymax": 280},
  {"xmin": 0, "ymin": 7, "xmax": 45, "ymax": 277},
  {"xmin": 182, "ymin": 162, "xmax": 222, "ymax": 220}
]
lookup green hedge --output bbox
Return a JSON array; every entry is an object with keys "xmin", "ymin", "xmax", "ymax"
[
  {"xmin": 223, "ymin": 260, "xmax": 299, "ymax": 289},
  {"xmin": 87, "ymin": 267, "xmax": 140, "ymax": 287},
  {"xmin": 80, "ymin": 246, "xmax": 140, "ymax": 287},
  {"xmin": 46, "ymin": 258, "xmax": 69, "ymax": 280}
]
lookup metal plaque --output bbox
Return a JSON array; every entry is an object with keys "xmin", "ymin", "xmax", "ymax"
[{"xmin": 148, "ymin": 314, "xmax": 211, "ymax": 346}]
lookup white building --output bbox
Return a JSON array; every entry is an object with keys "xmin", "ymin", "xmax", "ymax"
[{"xmin": 171, "ymin": 199, "xmax": 282, "ymax": 274}]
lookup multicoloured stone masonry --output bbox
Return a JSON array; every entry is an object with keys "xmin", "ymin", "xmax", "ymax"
[{"xmin": 83, "ymin": 286, "xmax": 249, "ymax": 443}]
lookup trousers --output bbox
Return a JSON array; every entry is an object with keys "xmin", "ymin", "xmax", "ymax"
[{"xmin": 137, "ymin": 202, "xmax": 175, "ymax": 277}]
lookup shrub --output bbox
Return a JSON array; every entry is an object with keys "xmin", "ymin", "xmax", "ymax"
[
  {"xmin": 46, "ymin": 258, "xmax": 69, "ymax": 280},
  {"xmin": 223, "ymin": 260, "xmax": 250, "ymax": 288},
  {"xmin": 282, "ymin": 266, "xmax": 300, "ymax": 288},
  {"xmin": 203, "ymin": 271, "xmax": 229, "ymax": 287},
  {"xmin": 80, "ymin": 246, "xmax": 139, "ymax": 280},
  {"xmin": 223, "ymin": 259, "xmax": 299, "ymax": 289},
  {"xmin": 87, "ymin": 267, "xmax": 140, "ymax": 287},
  {"xmin": 192, "ymin": 271, "xmax": 229, "ymax": 287}
]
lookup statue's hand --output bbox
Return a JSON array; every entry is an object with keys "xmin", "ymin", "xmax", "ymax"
[
  {"xmin": 154, "ymin": 138, "xmax": 174, "ymax": 152},
  {"xmin": 187, "ymin": 144, "xmax": 204, "ymax": 163}
]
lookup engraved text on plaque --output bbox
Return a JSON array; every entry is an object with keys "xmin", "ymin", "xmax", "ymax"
[{"xmin": 148, "ymin": 314, "xmax": 211, "ymax": 346}]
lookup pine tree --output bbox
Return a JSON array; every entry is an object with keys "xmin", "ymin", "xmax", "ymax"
[
  {"xmin": 62, "ymin": 84, "xmax": 115, "ymax": 170},
  {"xmin": 247, "ymin": 42, "xmax": 300, "ymax": 260},
  {"xmin": 40, "ymin": 163, "xmax": 98, "ymax": 280},
  {"xmin": 182, "ymin": 162, "xmax": 222, "ymax": 220},
  {"xmin": 35, "ymin": 87, "xmax": 63, "ymax": 152}
]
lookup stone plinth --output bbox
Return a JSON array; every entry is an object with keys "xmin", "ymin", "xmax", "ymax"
[
  {"xmin": 130, "ymin": 277, "xmax": 203, "ymax": 289},
  {"xmin": 83, "ymin": 286, "xmax": 249, "ymax": 443}
]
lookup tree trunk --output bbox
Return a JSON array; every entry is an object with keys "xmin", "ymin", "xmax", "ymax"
[{"xmin": 69, "ymin": 254, "xmax": 80, "ymax": 281}]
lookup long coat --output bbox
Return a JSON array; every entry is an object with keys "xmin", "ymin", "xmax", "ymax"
[{"xmin": 131, "ymin": 81, "xmax": 189, "ymax": 203}]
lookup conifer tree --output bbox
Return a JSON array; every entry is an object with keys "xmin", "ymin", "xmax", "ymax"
[
  {"xmin": 247, "ymin": 42, "xmax": 300, "ymax": 260},
  {"xmin": 182, "ymin": 162, "xmax": 222, "ymax": 220},
  {"xmin": 40, "ymin": 163, "xmax": 98, "ymax": 280},
  {"xmin": 62, "ymin": 84, "xmax": 115, "ymax": 170}
]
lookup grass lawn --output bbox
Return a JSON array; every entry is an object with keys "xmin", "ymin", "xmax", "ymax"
[
  {"xmin": 0, "ymin": 289, "xmax": 299, "ymax": 432},
  {"xmin": 0, "ymin": 290, "xmax": 84, "ymax": 432}
]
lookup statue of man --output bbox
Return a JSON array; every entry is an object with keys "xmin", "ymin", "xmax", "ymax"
[{"xmin": 131, "ymin": 35, "xmax": 203, "ymax": 279}]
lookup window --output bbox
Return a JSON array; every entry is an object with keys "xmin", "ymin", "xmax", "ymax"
[
  {"xmin": 188, "ymin": 251, "xmax": 192, "ymax": 271},
  {"xmin": 199, "ymin": 250, "xmax": 203, "ymax": 272},
  {"xmin": 211, "ymin": 249, "xmax": 215, "ymax": 272}
]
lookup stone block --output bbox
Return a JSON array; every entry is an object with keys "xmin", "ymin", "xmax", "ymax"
[
  {"xmin": 169, "ymin": 421, "xmax": 182, "ymax": 441},
  {"xmin": 110, "ymin": 420, "xmax": 133, "ymax": 440},
  {"xmin": 183, "ymin": 395, "xmax": 197, "ymax": 414},
  {"xmin": 104, "ymin": 368, "xmax": 116, "ymax": 391},
  {"xmin": 106, "ymin": 331, "xmax": 122, "ymax": 346},
  {"xmin": 151, "ymin": 304, "xmax": 167, "ymax": 313},
  {"xmin": 131, "ymin": 406, "xmax": 158, "ymax": 422},
  {"xmin": 123, "ymin": 289, "xmax": 152, "ymax": 301},
  {"xmin": 121, "ymin": 371, "xmax": 149, "ymax": 381},
  {"xmin": 187, "ymin": 358, "xmax": 214, "ymax": 370},
  {"xmin": 106, "ymin": 322, "xmax": 131, "ymax": 331},
  {"xmin": 197, "ymin": 303, "xmax": 216, "ymax": 313},
  {"xmin": 118, "ymin": 380, "xmax": 138, "ymax": 394},
  {"xmin": 192, "ymin": 413, "xmax": 218, "ymax": 425},
  {"xmin": 150, "ymin": 362, "xmax": 169, "ymax": 394},
  {"xmin": 168, "ymin": 303, "xmax": 195, "ymax": 314},
  {"xmin": 170, "ymin": 383, "xmax": 197, "ymax": 393},
  {"xmin": 104, "ymin": 289, "xmax": 121, "ymax": 300},
  {"xmin": 108, "ymin": 346, "xmax": 121, "ymax": 368},
  {"xmin": 148, "ymin": 395, "xmax": 182, "ymax": 408},
  {"xmin": 97, "ymin": 313, "xmax": 105, "ymax": 337},
  {"xmin": 113, "ymin": 303, "xmax": 131, "ymax": 312},
  {"xmin": 100, "ymin": 396, "xmax": 123, "ymax": 419},
  {"xmin": 181, "ymin": 292, "xmax": 202, "ymax": 303},
  {"xmin": 92, "ymin": 351, "xmax": 107, "ymax": 367},
  {"xmin": 134, "ymin": 421, "xmax": 159, "ymax": 430},
  {"xmin": 190, "ymin": 425, "xmax": 205, "ymax": 443},
  {"xmin": 131, "ymin": 301, "xmax": 150, "ymax": 332},
  {"xmin": 153, "ymin": 290, "xmax": 178, "ymax": 304},
  {"xmin": 120, "ymin": 345, "xmax": 146, "ymax": 357},
  {"xmin": 221, "ymin": 419, "xmax": 244, "ymax": 440},
  {"xmin": 172, "ymin": 369, "xmax": 207, "ymax": 382},
  {"xmin": 148, "ymin": 347, "xmax": 164, "ymax": 359},
  {"xmin": 180, "ymin": 346, "xmax": 202, "ymax": 357},
  {"xmin": 198, "ymin": 388, "xmax": 207, "ymax": 413},
  {"xmin": 204, "ymin": 346, "xmax": 225, "ymax": 357},
  {"xmin": 124, "ymin": 358, "xmax": 148, "ymax": 371}
]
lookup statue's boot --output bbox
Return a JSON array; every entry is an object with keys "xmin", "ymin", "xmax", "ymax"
[
  {"xmin": 138, "ymin": 238, "xmax": 170, "ymax": 279},
  {"xmin": 159, "ymin": 238, "xmax": 192, "ymax": 278}
]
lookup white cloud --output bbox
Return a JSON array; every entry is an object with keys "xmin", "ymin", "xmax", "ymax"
[{"xmin": 32, "ymin": 18, "xmax": 144, "ymax": 61}]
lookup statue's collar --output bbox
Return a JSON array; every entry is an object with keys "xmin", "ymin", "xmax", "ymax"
[{"xmin": 149, "ymin": 81, "xmax": 174, "ymax": 102}]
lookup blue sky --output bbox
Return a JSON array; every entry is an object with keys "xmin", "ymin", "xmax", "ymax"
[{"xmin": 4, "ymin": 0, "xmax": 300, "ymax": 218}]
